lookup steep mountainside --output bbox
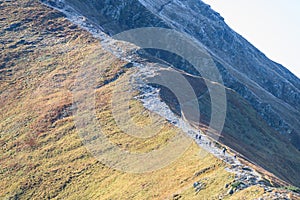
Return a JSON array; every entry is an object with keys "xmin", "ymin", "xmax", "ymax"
[
  {"xmin": 60, "ymin": 0, "xmax": 300, "ymax": 150},
  {"xmin": 1, "ymin": 0, "xmax": 300, "ymax": 199},
  {"xmin": 0, "ymin": 1, "xmax": 230, "ymax": 199},
  {"xmin": 43, "ymin": 0, "xmax": 300, "ymax": 186}
]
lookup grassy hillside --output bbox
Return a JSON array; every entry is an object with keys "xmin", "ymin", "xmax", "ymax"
[{"xmin": 0, "ymin": 0, "xmax": 297, "ymax": 199}]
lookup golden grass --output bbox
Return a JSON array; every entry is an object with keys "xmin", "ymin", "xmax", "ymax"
[
  {"xmin": 0, "ymin": 0, "xmax": 281, "ymax": 199},
  {"xmin": 227, "ymin": 186, "xmax": 264, "ymax": 200}
]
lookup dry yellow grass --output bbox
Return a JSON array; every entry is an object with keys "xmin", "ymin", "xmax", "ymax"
[
  {"xmin": 226, "ymin": 186, "xmax": 264, "ymax": 200},
  {"xmin": 0, "ymin": 0, "xmax": 290, "ymax": 199}
]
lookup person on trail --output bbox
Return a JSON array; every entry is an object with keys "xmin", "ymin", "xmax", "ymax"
[
  {"xmin": 234, "ymin": 154, "xmax": 237, "ymax": 159},
  {"xmin": 199, "ymin": 135, "xmax": 202, "ymax": 140},
  {"xmin": 222, "ymin": 147, "xmax": 227, "ymax": 155},
  {"xmin": 209, "ymin": 141, "xmax": 212, "ymax": 147},
  {"xmin": 196, "ymin": 134, "xmax": 199, "ymax": 139},
  {"xmin": 193, "ymin": 182, "xmax": 199, "ymax": 188}
]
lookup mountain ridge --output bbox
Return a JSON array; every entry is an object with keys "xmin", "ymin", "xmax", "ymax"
[
  {"xmin": 1, "ymin": 0, "xmax": 300, "ymax": 198},
  {"xmin": 55, "ymin": 0, "xmax": 300, "ymax": 149},
  {"xmin": 38, "ymin": 0, "xmax": 300, "ymax": 186}
]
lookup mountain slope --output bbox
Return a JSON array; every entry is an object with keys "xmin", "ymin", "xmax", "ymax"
[
  {"xmin": 1, "ymin": 0, "xmax": 300, "ymax": 199},
  {"xmin": 55, "ymin": 0, "xmax": 300, "ymax": 186},
  {"xmin": 155, "ymin": 71, "xmax": 300, "ymax": 186},
  {"xmin": 2, "ymin": 1, "xmax": 294, "ymax": 199},
  {"xmin": 61, "ymin": 0, "xmax": 300, "ymax": 150},
  {"xmin": 139, "ymin": 0, "xmax": 300, "ymax": 144},
  {"xmin": 0, "ymin": 1, "xmax": 228, "ymax": 199}
]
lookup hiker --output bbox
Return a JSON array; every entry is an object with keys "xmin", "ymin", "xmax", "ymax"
[
  {"xmin": 195, "ymin": 134, "xmax": 199, "ymax": 139},
  {"xmin": 234, "ymin": 154, "xmax": 237, "ymax": 159},
  {"xmin": 222, "ymin": 147, "xmax": 227, "ymax": 155},
  {"xmin": 209, "ymin": 141, "xmax": 212, "ymax": 147},
  {"xmin": 198, "ymin": 135, "xmax": 202, "ymax": 140},
  {"xmin": 193, "ymin": 182, "xmax": 199, "ymax": 188}
]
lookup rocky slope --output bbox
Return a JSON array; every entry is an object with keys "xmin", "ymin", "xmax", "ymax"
[
  {"xmin": 40, "ymin": 0, "xmax": 300, "ymax": 187},
  {"xmin": 59, "ymin": 0, "xmax": 300, "ymax": 149},
  {"xmin": 138, "ymin": 0, "xmax": 300, "ymax": 148}
]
